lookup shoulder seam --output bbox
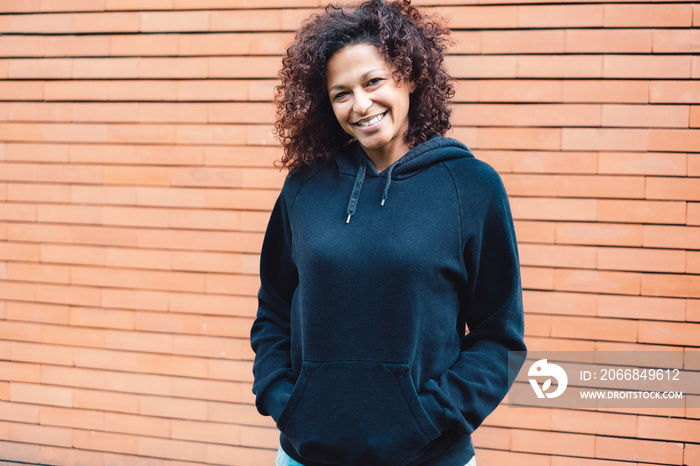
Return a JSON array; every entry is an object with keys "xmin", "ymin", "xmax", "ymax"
[{"xmin": 440, "ymin": 161, "xmax": 467, "ymax": 278}]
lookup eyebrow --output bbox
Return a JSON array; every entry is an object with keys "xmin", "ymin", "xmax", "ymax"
[{"xmin": 328, "ymin": 68, "xmax": 384, "ymax": 93}]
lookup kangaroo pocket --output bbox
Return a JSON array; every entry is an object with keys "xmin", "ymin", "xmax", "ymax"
[{"xmin": 277, "ymin": 361, "xmax": 441, "ymax": 465}]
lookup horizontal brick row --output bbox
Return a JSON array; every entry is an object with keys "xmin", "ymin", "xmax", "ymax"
[
  {"xmin": 0, "ymin": 319, "xmax": 254, "ymax": 359},
  {"xmin": 1, "ymin": 143, "xmax": 281, "ymax": 168},
  {"xmin": 2, "ymin": 123, "xmax": 700, "ymax": 152},
  {"xmin": 0, "ymin": 4, "xmax": 694, "ymax": 33},
  {"xmin": 0, "ymin": 102, "xmax": 693, "ymax": 129},
  {"xmin": 2, "ymin": 29, "xmax": 698, "ymax": 57},
  {"xmin": 2, "ymin": 54, "xmax": 698, "ymax": 80},
  {"xmin": 3, "ymin": 79, "xmax": 698, "ymax": 104}
]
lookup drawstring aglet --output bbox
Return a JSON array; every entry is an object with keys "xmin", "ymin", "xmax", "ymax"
[
  {"xmin": 346, "ymin": 214, "xmax": 352, "ymax": 224},
  {"xmin": 380, "ymin": 199, "xmax": 385, "ymax": 206}
]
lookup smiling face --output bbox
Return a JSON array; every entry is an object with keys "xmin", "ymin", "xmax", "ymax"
[{"xmin": 326, "ymin": 43, "xmax": 416, "ymax": 171}]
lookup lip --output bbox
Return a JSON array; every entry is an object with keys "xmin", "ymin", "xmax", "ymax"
[{"xmin": 353, "ymin": 110, "xmax": 388, "ymax": 131}]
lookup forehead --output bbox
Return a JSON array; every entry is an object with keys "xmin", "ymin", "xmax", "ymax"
[{"xmin": 326, "ymin": 43, "xmax": 392, "ymax": 86}]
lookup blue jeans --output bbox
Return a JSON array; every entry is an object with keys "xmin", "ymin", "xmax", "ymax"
[{"xmin": 276, "ymin": 446, "xmax": 477, "ymax": 466}]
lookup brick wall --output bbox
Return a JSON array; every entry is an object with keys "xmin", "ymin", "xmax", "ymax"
[{"xmin": 0, "ymin": 0, "xmax": 698, "ymax": 465}]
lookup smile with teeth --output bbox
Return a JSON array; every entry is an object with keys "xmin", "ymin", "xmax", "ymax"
[{"xmin": 355, "ymin": 111, "xmax": 387, "ymax": 127}]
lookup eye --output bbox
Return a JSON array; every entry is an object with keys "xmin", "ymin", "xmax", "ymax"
[
  {"xmin": 332, "ymin": 91, "xmax": 349, "ymax": 102},
  {"xmin": 367, "ymin": 77, "xmax": 383, "ymax": 87}
]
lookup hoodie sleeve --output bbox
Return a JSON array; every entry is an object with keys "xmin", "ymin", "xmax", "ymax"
[
  {"xmin": 250, "ymin": 178, "xmax": 299, "ymax": 423},
  {"xmin": 419, "ymin": 159, "xmax": 526, "ymax": 435}
]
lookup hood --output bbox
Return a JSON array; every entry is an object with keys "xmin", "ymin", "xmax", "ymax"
[{"xmin": 335, "ymin": 135, "xmax": 474, "ymax": 223}]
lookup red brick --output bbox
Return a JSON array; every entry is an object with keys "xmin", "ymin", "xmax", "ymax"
[
  {"xmin": 638, "ymin": 416, "xmax": 700, "ymax": 443},
  {"xmin": 647, "ymin": 177, "xmax": 700, "ymax": 201},
  {"xmin": 520, "ymin": 243, "xmax": 597, "ymax": 269},
  {"xmin": 140, "ymin": 11, "xmax": 208, "ymax": 33},
  {"xmin": 137, "ymin": 312, "xmax": 249, "ymax": 340},
  {"xmin": 598, "ymin": 247, "xmax": 686, "ymax": 273},
  {"xmin": 604, "ymin": 3, "xmax": 693, "ymax": 27},
  {"xmin": 513, "ymin": 220, "xmax": 555, "ymax": 243},
  {"xmin": 650, "ymin": 129, "xmax": 700, "ymax": 152},
  {"xmin": 480, "ymin": 29, "xmax": 563, "ymax": 54},
  {"xmin": 11, "ymin": 422, "xmax": 72, "ymax": 447},
  {"xmin": 70, "ymin": 307, "xmax": 135, "ymax": 331},
  {"xmin": 6, "ymin": 12, "xmax": 73, "ymax": 33},
  {"xmin": 102, "ymin": 206, "xmax": 169, "ymax": 228},
  {"xmin": 654, "ymin": 29, "xmax": 700, "ymax": 54},
  {"xmin": 555, "ymin": 222, "xmax": 642, "ymax": 247},
  {"xmin": 103, "ymin": 329, "xmax": 173, "ymax": 354},
  {"xmin": 179, "ymin": 32, "xmax": 250, "ymax": 55},
  {"xmin": 563, "ymin": 128, "xmax": 648, "ymax": 152},
  {"xmin": 0, "ymin": 320, "xmax": 41, "ymax": 343},
  {"xmin": 519, "ymin": 4, "xmax": 603, "ymax": 27},
  {"xmin": 511, "ymin": 198, "xmax": 597, "ymax": 221},
  {"xmin": 8, "ymin": 341, "xmax": 73, "ymax": 366},
  {"xmin": 554, "ymin": 269, "xmax": 641, "ymax": 295},
  {"xmin": 4, "ymin": 143, "xmax": 70, "ymax": 163},
  {"xmin": 207, "ymin": 443, "xmax": 276, "ymax": 466},
  {"xmin": 643, "ymin": 225, "xmax": 700, "ymax": 249},
  {"xmin": 140, "ymin": 353, "xmax": 208, "ymax": 379},
  {"xmin": 686, "ymin": 444, "xmax": 700, "ymax": 466},
  {"xmin": 502, "ymin": 174, "xmax": 556, "ymax": 196},
  {"xmin": 104, "ymin": 412, "xmax": 171, "ymax": 438},
  {"xmin": 73, "ymin": 389, "xmax": 139, "ymax": 414},
  {"xmin": 140, "ymin": 394, "xmax": 208, "ymax": 421},
  {"xmin": 603, "ymin": 104, "xmax": 689, "ymax": 128},
  {"xmin": 524, "ymin": 290, "xmax": 597, "ymax": 316},
  {"xmin": 41, "ymin": 325, "xmax": 105, "ymax": 349},
  {"xmin": 478, "ymin": 127, "xmax": 561, "ymax": 150},
  {"xmin": 11, "ymin": 383, "xmax": 73, "ymax": 408},
  {"xmin": 551, "ymin": 315, "xmax": 638, "ymax": 342},
  {"xmin": 595, "ymin": 436, "xmax": 683, "ymax": 463},
  {"xmin": 606, "ymin": 56, "xmax": 691, "ymax": 79},
  {"xmin": 477, "ymin": 79, "xmax": 562, "ymax": 103},
  {"xmin": 642, "ymin": 273, "xmax": 700, "ymax": 299},
  {"xmin": 512, "ymin": 429, "xmax": 595, "ymax": 456},
  {"xmin": 38, "ymin": 446, "xmax": 106, "ymax": 466},
  {"xmin": 73, "ymin": 430, "xmax": 139, "ymax": 455},
  {"xmin": 689, "ymin": 251, "xmax": 700, "ymax": 274},
  {"xmin": 692, "ymin": 106, "xmax": 700, "ymax": 128},
  {"xmin": 598, "ymin": 200, "xmax": 686, "ymax": 225},
  {"xmin": 560, "ymin": 175, "xmax": 645, "ymax": 199},
  {"xmin": 138, "ymin": 436, "xmax": 207, "ymax": 462},
  {"xmin": 172, "ymin": 334, "xmax": 251, "ymax": 360},
  {"xmin": 454, "ymin": 104, "xmax": 600, "ymax": 128},
  {"xmin": 518, "ymin": 55, "xmax": 602, "ymax": 79},
  {"xmin": 598, "ymin": 152, "xmax": 686, "ymax": 176},
  {"xmin": 691, "ymin": 154, "xmax": 700, "ymax": 176},
  {"xmin": 520, "ymin": 266, "xmax": 554, "ymax": 291},
  {"xmin": 564, "ymin": 80, "xmax": 649, "ymax": 104},
  {"xmin": 524, "ymin": 313, "xmax": 550, "ymax": 337},
  {"xmin": 104, "ymin": 247, "xmax": 172, "ymax": 271},
  {"xmin": 73, "ymin": 12, "xmax": 140, "ymax": 33},
  {"xmin": 0, "ymin": 401, "xmax": 40, "ymax": 424},
  {"xmin": 111, "ymin": 34, "xmax": 179, "ymax": 56},
  {"xmin": 650, "ymin": 80, "xmax": 700, "ymax": 104},
  {"xmin": 598, "ymin": 295, "xmax": 685, "ymax": 321},
  {"xmin": 0, "ymin": 81, "xmax": 43, "ymax": 100},
  {"xmin": 566, "ymin": 29, "xmax": 652, "ymax": 54},
  {"xmin": 6, "ymin": 301, "xmax": 70, "ymax": 325},
  {"xmin": 72, "ymin": 58, "xmax": 139, "ymax": 80},
  {"xmin": 73, "ymin": 348, "xmax": 138, "ymax": 373},
  {"xmin": 551, "ymin": 409, "xmax": 636, "ymax": 437},
  {"xmin": 690, "ymin": 203, "xmax": 700, "ymax": 226}
]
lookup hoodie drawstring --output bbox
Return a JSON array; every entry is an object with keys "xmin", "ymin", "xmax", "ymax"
[
  {"xmin": 346, "ymin": 161, "xmax": 396, "ymax": 224},
  {"xmin": 346, "ymin": 161, "xmax": 366, "ymax": 224},
  {"xmin": 380, "ymin": 163, "xmax": 395, "ymax": 207}
]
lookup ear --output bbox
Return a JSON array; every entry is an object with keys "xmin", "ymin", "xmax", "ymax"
[{"xmin": 407, "ymin": 79, "xmax": 417, "ymax": 94}]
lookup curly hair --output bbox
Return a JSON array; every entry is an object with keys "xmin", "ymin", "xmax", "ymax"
[{"xmin": 274, "ymin": 0, "xmax": 455, "ymax": 171}]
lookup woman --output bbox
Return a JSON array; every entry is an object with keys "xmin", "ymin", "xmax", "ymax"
[{"xmin": 250, "ymin": 1, "xmax": 526, "ymax": 465}]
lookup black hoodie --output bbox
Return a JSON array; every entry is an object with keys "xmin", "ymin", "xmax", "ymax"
[{"xmin": 251, "ymin": 136, "xmax": 526, "ymax": 465}]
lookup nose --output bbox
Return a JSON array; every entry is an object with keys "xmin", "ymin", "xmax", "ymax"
[{"xmin": 353, "ymin": 90, "xmax": 372, "ymax": 115}]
